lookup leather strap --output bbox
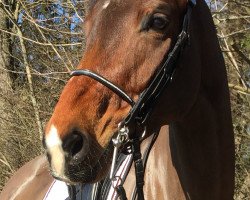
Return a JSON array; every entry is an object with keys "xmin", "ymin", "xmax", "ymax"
[{"xmin": 71, "ymin": 70, "xmax": 135, "ymax": 106}]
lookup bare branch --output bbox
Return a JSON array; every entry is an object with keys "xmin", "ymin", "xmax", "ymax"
[
  {"xmin": 0, "ymin": 153, "xmax": 14, "ymax": 173},
  {"xmin": 229, "ymin": 83, "xmax": 250, "ymax": 95}
]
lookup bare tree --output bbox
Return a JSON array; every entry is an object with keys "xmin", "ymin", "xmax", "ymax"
[{"xmin": 0, "ymin": 0, "xmax": 85, "ymax": 190}]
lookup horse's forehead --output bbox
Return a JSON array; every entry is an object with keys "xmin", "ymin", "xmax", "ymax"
[
  {"xmin": 88, "ymin": 0, "xmax": 186, "ymax": 22},
  {"xmin": 87, "ymin": 0, "xmax": 184, "ymax": 29}
]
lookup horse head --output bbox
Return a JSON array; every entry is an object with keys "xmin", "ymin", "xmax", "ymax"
[{"xmin": 43, "ymin": 0, "xmax": 224, "ymax": 186}]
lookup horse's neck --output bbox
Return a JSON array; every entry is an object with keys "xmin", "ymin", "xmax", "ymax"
[
  {"xmin": 123, "ymin": 126, "xmax": 186, "ymax": 200},
  {"xmin": 169, "ymin": 94, "xmax": 223, "ymax": 199},
  {"xmin": 123, "ymin": 103, "xmax": 223, "ymax": 200},
  {"xmin": 124, "ymin": 93, "xmax": 233, "ymax": 200},
  {"xmin": 165, "ymin": 86, "xmax": 233, "ymax": 200}
]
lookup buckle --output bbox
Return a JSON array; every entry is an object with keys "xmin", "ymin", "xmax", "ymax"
[{"xmin": 110, "ymin": 124, "xmax": 130, "ymax": 180}]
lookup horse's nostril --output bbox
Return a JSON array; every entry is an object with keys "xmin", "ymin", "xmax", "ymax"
[
  {"xmin": 71, "ymin": 136, "xmax": 83, "ymax": 157},
  {"xmin": 63, "ymin": 131, "xmax": 87, "ymax": 162}
]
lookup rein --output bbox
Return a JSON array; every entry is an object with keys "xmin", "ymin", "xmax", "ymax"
[{"xmin": 70, "ymin": 0, "xmax": 196, "ymax": 199}]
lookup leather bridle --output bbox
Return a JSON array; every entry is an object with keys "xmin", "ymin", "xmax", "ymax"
[{"xmin": 70, "ymin": 0, "xmax": 196, "ymax": 199}]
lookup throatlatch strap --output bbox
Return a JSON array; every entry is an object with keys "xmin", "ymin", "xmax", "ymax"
[
  {"xmin": 67, "ymin": 185, "xmax": 76, "ymax": 200},
  {"xmin": 132, "ymin": 138, "xmax": 144, "ymax": 200}
]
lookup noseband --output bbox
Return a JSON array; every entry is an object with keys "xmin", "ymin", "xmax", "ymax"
[{"xmin": 70, "ymin": 1, "xmax": 196, "ymax": 199}]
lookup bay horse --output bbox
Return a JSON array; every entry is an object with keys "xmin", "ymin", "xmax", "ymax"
[{"xmin": 0, "ymin": 0, "xmax": 235, "ymax": 199}]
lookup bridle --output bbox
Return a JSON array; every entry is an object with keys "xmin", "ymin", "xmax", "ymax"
[{"xmin": 70, "ymin": 0, "xmax": 196, "ymax": 199}]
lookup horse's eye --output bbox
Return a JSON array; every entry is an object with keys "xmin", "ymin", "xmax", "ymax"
[{"xmin": 150, "ymin": 14, "xmax": 169, "ymax": 31}]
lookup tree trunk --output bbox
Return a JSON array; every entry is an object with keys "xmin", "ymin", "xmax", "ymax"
[
  {"xmin": 0, "ymin": 4, "xmax": 12, "ymax": 94},
  {"xmin": 0, "ymin": 1, "xmax": 13, "ymax": 132}
]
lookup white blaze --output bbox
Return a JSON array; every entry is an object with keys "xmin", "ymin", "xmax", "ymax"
[
  {"xmin": 46, "ymin": 125, "xmax": 65, "ymax": 177},
  {"xmin": 103, "ymin": 0, "xmax": 111, "ymax": 9}
]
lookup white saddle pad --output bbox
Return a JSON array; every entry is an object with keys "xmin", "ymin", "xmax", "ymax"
[{"xmin": 43, "ymin": 180, "xmax": 69, "ymax": 200}]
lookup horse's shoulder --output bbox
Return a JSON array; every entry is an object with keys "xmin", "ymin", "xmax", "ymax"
[{"xmin": 0, "ymin": 155, "xmax": 54, "ymax": 200}]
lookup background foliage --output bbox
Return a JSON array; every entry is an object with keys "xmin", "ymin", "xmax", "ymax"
[{"xmin": 0, "ymin": 0, "xmax": 249, "ymax": 199}]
